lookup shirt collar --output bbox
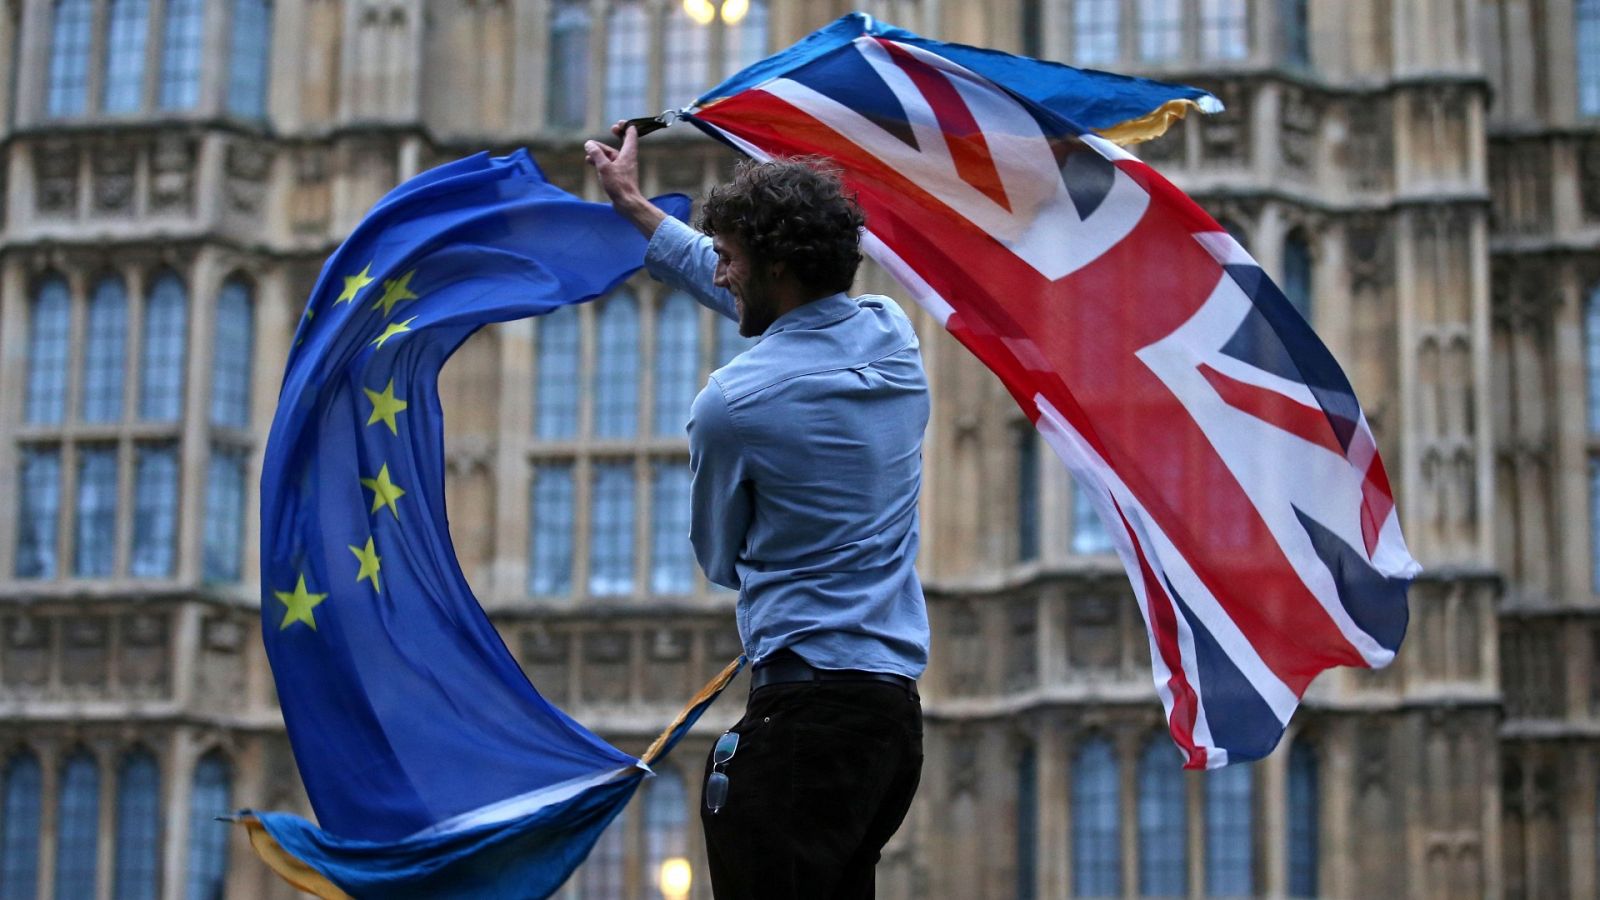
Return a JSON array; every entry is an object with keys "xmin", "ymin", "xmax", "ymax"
[{"xmin": 762, "ymin": 292, "xmax": 858, "ymax": 338}]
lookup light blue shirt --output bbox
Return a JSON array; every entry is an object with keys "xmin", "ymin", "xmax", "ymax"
[{"xmin": 645, "ymin": 216, "xmax": 931, "ymax": 679}]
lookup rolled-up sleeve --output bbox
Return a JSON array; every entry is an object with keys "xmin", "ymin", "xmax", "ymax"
[
  {"xmin": 644, "ymin": 216, "xmax": 739, "ymax": 322},
  {"xmin": 687, "ymin": 378, "xmax": 752, "ymax": 589}
]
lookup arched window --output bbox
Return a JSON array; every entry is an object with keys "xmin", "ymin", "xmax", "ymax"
[
  {"xmin": 604, "ymin": 0, "xmax": 649, "ymax": 126},
  {"xmin": 16, "ymin": 448, "xmax": 62, "ymax": 579},
  {"xmin": 576, "ymin": 807, "xmax": 627, "ymax": 897},
  {"xmin": 1017, "ymin": 426, "xmax": 1039, "ymax": 562},
  {"xmin": 1139, "ymin": 0, "xmax": 1182, "ymax": 61},
  {"xmin": 1200, "ymin": 0, "xmax": 1249, "ymax": 60},
  {"xmin": 644, "ymin": 767, "xmax": 689, "ymax": 899},
  {"xmin": 1286, "ymin": 739, "xmax": 1319, "ymax": 898},
  {"xmin": 1, "ymin": 750, "xmax": 43, "ymax": 900},
  {"xmin": 529, "ymin": 463, "xmax": 575, "ymax": 595},
  {"xmin": 589, "ymin": 462, "xmax": 635, "ymax": 595},
  {"xmin": 663, "ymin": 3, "xmax": 710, "ymax": 110},
  {"xmin": 1204, "ymin": 764, "xmax": 1254, "ymax": 895},
  {"xmin": 211, "ymin": 278, "xmax": 254, "ymax": 428},
  {"xmin": 1074, "ymin": 0, "xmax": 1120, "ymax": 64},
  {"xmin": 159, "ymin": 0, "xmax": 204, "ymax": 109},
  {"xmin": 1580, "ymin": 0, "xmax": 1600, "ymax": 116},
  {"xmin": 113, "ymin": 750, "xmax": 161, "ymax": 900},
  {"xmin": 1071, "ymin": 737, "xmax": 1121, "ymax": 897},
  {"xmin": 1281, "ymin": 0, "xmax": 1310, "ymax": 68},
  {"xmin": 723, "ymin": 0, "xmax": 769, "ymax": 75},
  {"xmin": 593, "ymin": 292, "xmax": 640, "ymax": 437},
  {"xmin": 203, "ymin": 447, "xmax": 248, "ymax": 583},
  {"xmin": 1282, "ymin": 230, "xmax": 1313, "ymax": 322},
  {"xmin": 654, "ymin": 292, "xmax": 700, "ymax": 436},
  {"xmin": 225, "ymin": 0, "xmax": 271, "ymax": 118},
  {"xmin": 55, "ymin": 749, "xmax": 101, "ymax": 899},
  {"xmin": 140, "ymin": 272, "xmax": 188, "ymax": 421},
  {"xmin": 102, "ymin": 0, "xmax": 149, "ymax": 113},
  {"xmin": 650, "ymin": 462, "xmax": 693, "ymax": 594},
  {"xmin": 47, "ymin": 0, "xmax": 93, "ymax": 116},
  {"xmin": 715, "ymin": 314, "xmax": 752, "ymax": 367},
  {"xmin": 27, "ymin": 275, "xmax": 71, "ymax": 425},
  {"xmin": 536, "ymin": 307, "xmax": 580, "ymax": 439},
  {"xmin": 130, "ymin": 445, "xmax": 179, "ymax": 577},
  {"xmin": 75, "ymin": 446, "xmax": 119, "ymax": 577},
  {"xmin": 1138, "ymin": 737, "xmax": 1187, "ymax": 896},
  {"xmin": 546, "ymin": 0, "xmax": 591, "ymax": 130},
  {"xmin": 82, "ymin": 276, "xmax": 129, "ymax": 423},
  {"xmin": 186, "ymin": 753, "xmax": 231, "ymax": 900},
  {"xmin": 1016, "ymin": 742, "xmax": 1038, "ymax": 900}
]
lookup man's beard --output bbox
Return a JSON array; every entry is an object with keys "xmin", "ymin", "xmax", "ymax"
[{"xmin": 737, "ymin": 268, "xmax": 780, "ymax": 337}]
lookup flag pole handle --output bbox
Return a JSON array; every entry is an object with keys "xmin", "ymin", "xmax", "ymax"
[{"xmin": 619, "ymin": 108, "xmax": 689, "ymax": 139}]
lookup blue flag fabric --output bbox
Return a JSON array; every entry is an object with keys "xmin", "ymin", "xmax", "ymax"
[{"xmin": 248, "ymin": 149, "xmax": 711, "ymax": 897}]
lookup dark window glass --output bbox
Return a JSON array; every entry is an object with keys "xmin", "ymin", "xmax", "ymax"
[
  {"xmin": 547, "ymin": 0, "xmax": 590, "ymax": 129},
  {"xmin": 529, "ymin": 463, "xmax": 574, "ymax": 595},
  {"xmin": 655, "ymin": 292, "xmax": 700, "ymax": 436},
  {"xmin": 1072, "ymin": 737, "xmax": 1121, "ymax": 897},
  {"xmin": 1283, "ymin": 232, "xmax": 1313, "ymax": 322},
  {"xmin": 1204, "ymin": 764, "xmax": 1254, "ymax": 895},
  {"xmin": 102, "ymin": 0, "xmax": 149, "ymax": 113},
  {"xmin": 203, "ymin": 448, "xmax": 247, "ymax": 583},
  {"xmin": 1016, "ymin": 743, "xmax": 1038, "ymax": 900},
  {"xmin": 185, "ymin": 754, "xmax": 231, "ymax": 900},
  {"xmin": 1017, "ymin": 427, "xmax": 1039, "ymax": 562},
  {"xmin": 1074, "ymin": 0, "xmax": 1120, "ymax": 64},
  {"xmin": 1200, "ymin": 0, "xmax": 1249, "ymax": 60},
  {"xmin": 16, "ymin": 449, "xmax": 62, "ymax": 579},
  {"xmin": 159, "ymin": 0, "xmax": 204, "ymax": 109},
  {"xmin": 140, "ymin": 272, "xmax": 187, "ymax": 421},
  {"xmin": 1138, "ymin": 738, "xmax": 1188, "ymax": 896},
  {"xmin": 113, "ymin": 750, "xmax": 161, "ymax": 900},
  {"xmin": 1287, "ymin": 740, "xmax": 1319, "ymax": 897},
  {"xmin": 1139, "ymin": 0, "xmax": 1182, "ymax": 61},
  {"xmin": 1, "ymin": 751, "xmax": 43, "ymax": 900},
  {"xmin": 604, "ymin": 0, "xmax": 648, "ymax": 125},
  {"xmin": 226, "ymin": 0, "xmax": 271, "ymax": 117},
  {"xmin": 593, "ymin": 293, "xmax": 640, "ymax": 437},
  {"xmin": 723, "ymin": 0, "xmax": 769, "ymax": 75},
  {"xmin": 74, "ymin": 447, "xmax": 118, "ymax": 577},
  {"xmin": 47, "ymin": 0, "xmax": 93, "ymax": 117},
  {"xmin": 83, "ymin": 277, "xmax": 129, "ymax": 423},
  {"xmin": 651, "ymin": 462, "xmax": 693, "ymax": 594},
  {"xmin": 644, "ymin": 767, "xmax": 688, "ymax": 894},
  {"xmin": 54, "ymin": 750, "xmax": 100, "ymax": 900},
  {"xmin": 1581, "ymin": 0, "xmax": 1600, "ymax": 115},
  {"xmin": 130, "ymin": 445, "xmax": 179, "ymax": 577},
  {"xmin": 536, "ymin": 307, "xmax": 580, "ymax": 439},
  {"xmin": 211, "ymin": 279, "xmax": 254, "ymax": 428},
  {"xmin": 1282, "ymin": 0, "xmax": 1309, "ymax": 67},
  {"xmin": 26, "ymin": 276, "xmax": 71, "ymax": 425},
  {"xmin": 589, "ymin": 462, "xmax": 634, "ymax": 595}
]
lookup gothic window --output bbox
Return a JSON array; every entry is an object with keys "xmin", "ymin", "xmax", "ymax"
[
  {"xmin": 664, "ymin": 3, "xmax": 712, "ymax": 110},
  {"xmin": 1200, "ymin": 0, "xmax": 1249, "ymax": 60},
  {"xmin": 211, "ymin": 278, "xmax": 254, "ymax": 429},
  {"xmin": 1, "ymin": 750, "xmax": 42, "ymax": 900},
  {"xmin": 589, "ymin": 462, "xmax": 635, "ymax": 595},
  {"xmin": 651, "ymin": 462, "xmax": 693, "ymax": 594},
  {"xmin": 1016, "ymin": 743, "xmax": 1038, "ymax": 900},
  {"xmin": 1138, "ymin": 737, "xmax": 1188, "ymax": 896},
  {"xmin": 716, "ymin": 314, "xmax": 753, "ymax": 365},
  {"xmin": 594, "ymin": 292, "xmax": 641, "ymax": 437},
  {"xmin": 159, "ymin": 0, "xmax": 204, "ymax": 109},
  {"xmin": 140, "ymin": 272, "xmax": 187, "ymax": 422},
  {"xmin": 1071, "ymin": 737, "xmax": 1121, "ymax": 897},
  {"xmin": 535, "ymin": 307, "xmax": 580, "ymax": 439},
  {"xmin": 55, "ymin": 749, "xmax": 101, "ymax": 900},
  {"xmin": 576, "ymin": 807, "xmax": 627, "ymax": 897},
  {"xmin": 529, "ymin": 463, "xmax": 575, "ymax": 595},
  {"xmin": 1580, "ymin": 0, "xmax": 1600, "ymax": 116},
  {"xmin": 643, "ymin": 766, "xmax": 689, "ymax": 897},
  {"xmin": 1283, "ymin": 230, "xmax": 1313, "ymax": 322},
  {"xmin": 1017, "ymin": 426, "xmax": 1040, "ymax": 562},
  {"xmin": 113, "ymin": 749, "xmax": 161, "ymax": 900},
  {"xmin": 1074, "ymin": 0, "xmax": 1121, "ymax": 64},
  {"xmin": 47, "ymin": 0, "xmax": 93, "ymax": 117},
  {"xmin": 1281, "ymin": 0, "xmax": 1309, "ymax": 68},
  {"xmin": 26, "ymin": 275, "xmax": 70, "ymax": 425},
  {"xmin": 1204, "ymin": 763, "xmax": 1255, "ymax": 895},
  {"xmin": 1287, "ymin": 739, "xmax": 1319, "ymax": 898},
  {"xmin": 1587, "ymin": 284, "xmax": 1600, "ymax": 434},
  {"xmin": 202, "ymin": 447, "xmax": 247, "ymax": 583},
  {"xmin": 1138, "ymin": 0, "xmax": 1182, "ymax": 61},
  {"xmin": 130, "ymin": 445, "xmax": 179, "ymax": 577},
  {"xmin": 102, "ymin": 0, "xmax": 149, "ymax": 113},
  {"xmin": 185, "ymin": 753, "xmax": 231, "ymax": 900},
  {"xmin": 547, "ymin": 0, "xmax": 591, "ymax": 130},
  {"xmin": 655, "ymin": 292, "xmax": 700, "ymax": 436},
  {"xmin": 82, "ymin": 276, "xmax": 129, "ymax": 423},
  {"xmin": 605, "ymin": 0, "xmax": 650, "ymax": 126},
  {"xmin": 723, "ymin": 0, "xmax": 770, "ymax": 75},
  {"xmin": 226, "ymin": 0, "xmax": 272, "ymax": 118},
  {"xmin": 16, "ymin": 448, "xmax": 62, "ymax": 579},
  {"xmin": 1072, "ymin": 481, "xmax": 1114, "ymax": 555},
  {"xmin": 74, "ymin": 446, "xmax": 118, "ymax": 577}
]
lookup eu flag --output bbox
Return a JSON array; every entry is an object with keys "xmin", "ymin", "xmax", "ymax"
[{"xmin": 241, "ymin": 150, "xmax": 732, "ymax": 898}]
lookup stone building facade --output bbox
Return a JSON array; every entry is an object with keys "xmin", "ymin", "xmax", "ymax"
[{"xmin": 0, "ymin": 0, "xmax": 1593, "ymax": 897}]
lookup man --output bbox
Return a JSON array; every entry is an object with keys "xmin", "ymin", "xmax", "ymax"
[{"xmin": 585, "ymin": 124, "xmax": 930, "ymax": 899}]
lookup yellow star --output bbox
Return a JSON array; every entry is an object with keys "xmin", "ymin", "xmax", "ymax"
[
  {"xmin": 371, "ymin": 316, "xmax": 418, "ymax": 350},
  {"xmin": 273, "ymin": 574, "xmax": 328, "ymax": 631},
  {"xmin": 373, "ymin": 269, "xmax": 419, "ymax": 317},
  {"xmin": 360, "ymin": 463, "xmax": 407, "ymax": 519},
  {"xmin": 335, "ymin": 263, "xmax": 376, "ymax": 305},
  {"xmin": 348, "ymin": 537, "xmax": 382, "ymax": 593},
  {"xmin": 363, "ymin": 379, "xmax": 409, "ymax": 435}
]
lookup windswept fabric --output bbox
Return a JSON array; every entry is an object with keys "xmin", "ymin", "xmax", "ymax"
[
  {"xmin": 683, "ymin": 13, "xmax": 1418, "ymax": 769},
  {"xmin": 244, "ymin": 150, "xmax": 729, "ymax": 898}
]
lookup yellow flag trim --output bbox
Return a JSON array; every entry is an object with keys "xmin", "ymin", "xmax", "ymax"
[{"xmin": 1093, "ymin": 97, "xmax": 1211, "ymax": 146}]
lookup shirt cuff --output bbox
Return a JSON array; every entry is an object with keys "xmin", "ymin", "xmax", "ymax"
[{"xmin": 644, "ymin": 215, "xmax": 704, "ymax": 281}]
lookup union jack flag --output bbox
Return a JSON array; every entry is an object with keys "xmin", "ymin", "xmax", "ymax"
[{"xmin": 679, "ymin": 14, "xmax": 1419, "ymax": 768}]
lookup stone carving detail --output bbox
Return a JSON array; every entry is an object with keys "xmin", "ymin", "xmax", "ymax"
[
  {"xmin": 1199, "ymin": 83, "xmax": 1249, "ymax": 166},
  {"xmin": 1342, "ymin": 99, "xmax": 1391, "ymax": 192},
  {"xmin": 224, "ymin": 141, "xmax": 274, "ymax": 215},
  {"xmin": 150, "ymin": 136, "xmax": 196, "ymax": 214},
  {"xmin": 947, "ymin": 733, "xmax": 979, "ymax": 796},
  {"xmin": 35, "ymin": 140, "xmax": 81, "ymax": 215},
  {"xmin": 580, "ymin": 631, "xmax": 631, "ymax": 704},
  {"xmin": 118, "ymin": 613, "xmax": 170, "ymax": 695},
  {"xmin": 61, "ymin": 617, "xmax": 109, "ymax": 690},
  {"xmin": 1279, "ymin": 87, "xmax": 1318, "ymax": 173},
  {"xmin": 92, "ymin": 143, "xmax": 137, "ymax": 213},
  {"xmin": 1136, "ymin": 128, "xmax": 1184, "ymax": 166},
  {"xmin": 1581, "ymin": 138, "xmax": 1600, "ymax": 222},
  {"xmin": 643, "ymin": 628, "xmax": 691, "ymax": 703},
  {"xmin": 944, "ymin": 602, "xmax": 984, "ymax": 696},
  {"xmin": 203, "ymin": 616, "xmax": 245, "ymax": 653},
  {"xmin": 197, "ymin": 615, "xmax": 246, "ymax": 703},
  {"xmin": 291, "ymin": 148, "xmax": 331, "ymax": 234},
  {"xmin": 521, "ymin": 627, "xmax": 570, "ymax": 705},
  {"xmin": 1067, "ymin": 594, "xmax": 1119, "ymax": 674},
  {"xmin": 1004, "ymin": 599, "xmax": 1036, "ymax": 691},
  {"xmin": 3, "ymin": 615, "xmax": 52, "ymax": 688}
]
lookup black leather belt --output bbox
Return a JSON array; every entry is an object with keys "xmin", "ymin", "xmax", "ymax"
[{"xmin": 750, "ymin": 653, "xmax": 917, "ymax": 696}]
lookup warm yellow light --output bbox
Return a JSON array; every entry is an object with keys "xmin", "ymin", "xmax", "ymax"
[
  {"xmin": 682, "ymin": 0, "xmax": 715, "ymax": 25},
  {"xmin": 720, "ymin": 0, "xmax": 749, "ymax": 25},
  {"xmin": 658, "ymin": 857, "xmax": 693, "ymax": 900}
]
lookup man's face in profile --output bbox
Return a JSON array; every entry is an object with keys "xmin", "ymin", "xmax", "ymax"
[{"xmin": 713, "ymin": 233, "xmax": 780, "ymax": 337}]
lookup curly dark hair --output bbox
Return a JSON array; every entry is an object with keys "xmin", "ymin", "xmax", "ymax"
[{"xmin": 698, "ymin": 158, "xmax": 867, "ymax": 296}]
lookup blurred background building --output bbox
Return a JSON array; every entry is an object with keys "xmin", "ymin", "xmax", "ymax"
[{"xmin": 0, "ymin": 0, "xmax": 1595, "ymax": 897}]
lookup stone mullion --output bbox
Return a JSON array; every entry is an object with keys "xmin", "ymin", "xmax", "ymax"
[
  {"xmin": 175, "ymin": 253, "xmax": 217, "ymax": 587},
  {"xmin": 94, "ymin": 741, "xmax": 114, "ymax": 900},
  {"xmin": 1039, "ymin": 716, "xmax": 1068, "ymax": 899},
  {"xmin": 37, "ymin": 746, "xmax": 60, "ymax": 900},
  {"xmin": 637, "ymin": 284, "xmax": 658, "ymax": 599},
  {"xmin": 1117, "ymin": 726, "xmax": 1139, "ymax": 896},
  {"xmin": 158, "ymin": 727, "xmax": 195, "ymax": 900},
  {"xmin": 574, "ymin": 302, "xmax": 596, "ymax": 601},
  {"xmin": 494, "ymin": 317, "xmax": 535, "ymax": 607},
  {"xmin": 61, "ymin": 270, "xmax": 90, "ymax": 579},
  {"xmin": 0, "ymin": 261, "xmax": 28, "ymax": 580},
  {"xmin": 1468, "ymin": 209, "xmax": 1495, "ymax": 563},
  {"xmin": 84, "ymin": 0, "xmax": 109, "ymax": 117},
  {"xmin": 142, "ymin": 0, "xmax": 167, "ymax": 114},
  {"xmin": 1260, "ymin": 726, "xmax": 1289, "ymax": 898},
  {"xmin": 198, "ymin": 0, "xmax": 228, "ymax": 114},
  {"xmin": 113, "ymin": 263, "xmax": 144, "ymax": 580}
]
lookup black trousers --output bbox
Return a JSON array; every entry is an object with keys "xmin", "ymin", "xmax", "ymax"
[{"xmin": 699, "ymin": 677, "xmax": 923, "ymax": 900}]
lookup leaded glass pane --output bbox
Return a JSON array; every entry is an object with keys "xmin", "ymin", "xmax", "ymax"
[
  {"xmin": 644, "ymin": 767, "xmax": 688, "ymax": 897},
  {"xmin": 529, "ymin": 464, "xmax": 574, "ymax": 595},
  {"xmin": 605, "ymin": 0, "xmax": 649, "ymax": 126},
  {"xmin": 140, "ymin": 273, "xmax": 187, "ymax": 421},
  {"xmin": 159, "ymin": 0, "xmax": 204, "ymax": 109},
  {"xmin": 1282, "ymin": 0, "xmax": 1309, "ymax": 67},
  {"xmin": 27, "ymin": 276, "xmax": 71, "ymax": 425},
  {"xmin": 47, "ymin": 0, "xmax": 93, "ymax": 117},
  {"xmin": 203, "ymin": 448, "xmax": 247, "ymax": 583},
  {"xmin": 83, "ymin": 277, "xmax": 129, "ymax": 423},
  {"xmin": 131, "ymin": 445, "xmax": 179, "ymax": 578},
  {"xmin": 1287, "ymin": 740, "xmax": 1319, "ymax": 898},
  {"xmin": 1204, "ymin": 764, "xmax": 1254, "ymax": 895},
  {"xmin": 1591, "ymin": 459, "xmax": 1600, "ymax": 593},
  {"xmin": 1, "ymin": 751, "xmax": 42, "ymax": 900},
  {"xmin": 185, "ymin": 755, "xmax": 230, "ymax": 900},
  {"xmin": 1138, "ymin": 738, "xmax": 1188, "ymax": 896},
  {"xmin": 16, "ymin": 449, "xmax": 61, "ymax": 579},
  {"xmin": 536, "ymin": 308, "xmax": 580, "ymax": 439},
  {"xmin": 663, "ymin": 4, "xmax": 710, "ymax": 109},
  {"xmin": 1201, "ymin": 0, "xmax": 1249, "ymax": 60},
  {"xmin": 211, "ymin": 279, "xmax": 254, "ymax": 428},
  {"xmin": 655, "ymin": 292, "xmax": 700, "ymax": 436},
  {"xmin": 1018, "ymin": 428, "xmax": 1039, "ymax": 562},
  {"xmin": 1074, "ymin": 0, "xmax": 1120, "ymax": 64},
  {"xmin": 589, "ymin": 462, "xmax": 634, "ymax": 596},
  {"xmin": 723, "ymin": 0, "xmax": 769, "ymax": 75},
  {"xmin": 1581, "ymin": 0, "xmax": 1600, "ymax": 116},
  {"xmin": 75, "ymin": 447, "xmax": 118, "ymax": 577},
  {"xmin": 1016, "ymin": 744, "xmax": 1038, "ymax": 900},
  {"xmin": 651, "ymin": 462, "xmax": 693, "ymax": 594},
  {"xmin": 715, "ymin": 314, "xmax": 753, "ymax": 367},
  {"xmin": 547, "ymin": 0, "xmax": 590, "ymax": 130},
  {"xmin": 102, "ymin": 0, "xmax": 150, "ymax": 113},
  {"xmin": 226, "ymin": 0, "xmax": 271, "ymax": 117},
  {"xmin": 1283, "ymin": 232, "xmax": 1313, "ymax": 322},
  {"xmin": 1072, "ymin": 483, "xmax": 1114, "ymax": 555},
  {"xmin": 54, "ymin": 750, "xmax": 99, "ymax": 900},
  {"xmin": 575, "ymin": 807, "xmax": 626, "ymax": 897},
  {"xmin": 593, "ymin": 293, "xmax": 640, "ymax": 437},
  {"xmin": 113, "ymin": 751, "xmax": 161, "ymax": 900},
  {"xmin": 1071, "ymin": 737, "xmax": 1121, "ymax": 897},
  {"xmin": 1586, "ymin": 287, "xmax": 1600, "ymax": 434},
  {"xmin": 1139, "ymin": 0, "xmax": 1182, "ymax": 61}
]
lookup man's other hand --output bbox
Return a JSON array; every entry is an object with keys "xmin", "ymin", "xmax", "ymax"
[{"xmin": 585, "ymin": 123, "xmax": 667, "ymax": 239}]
